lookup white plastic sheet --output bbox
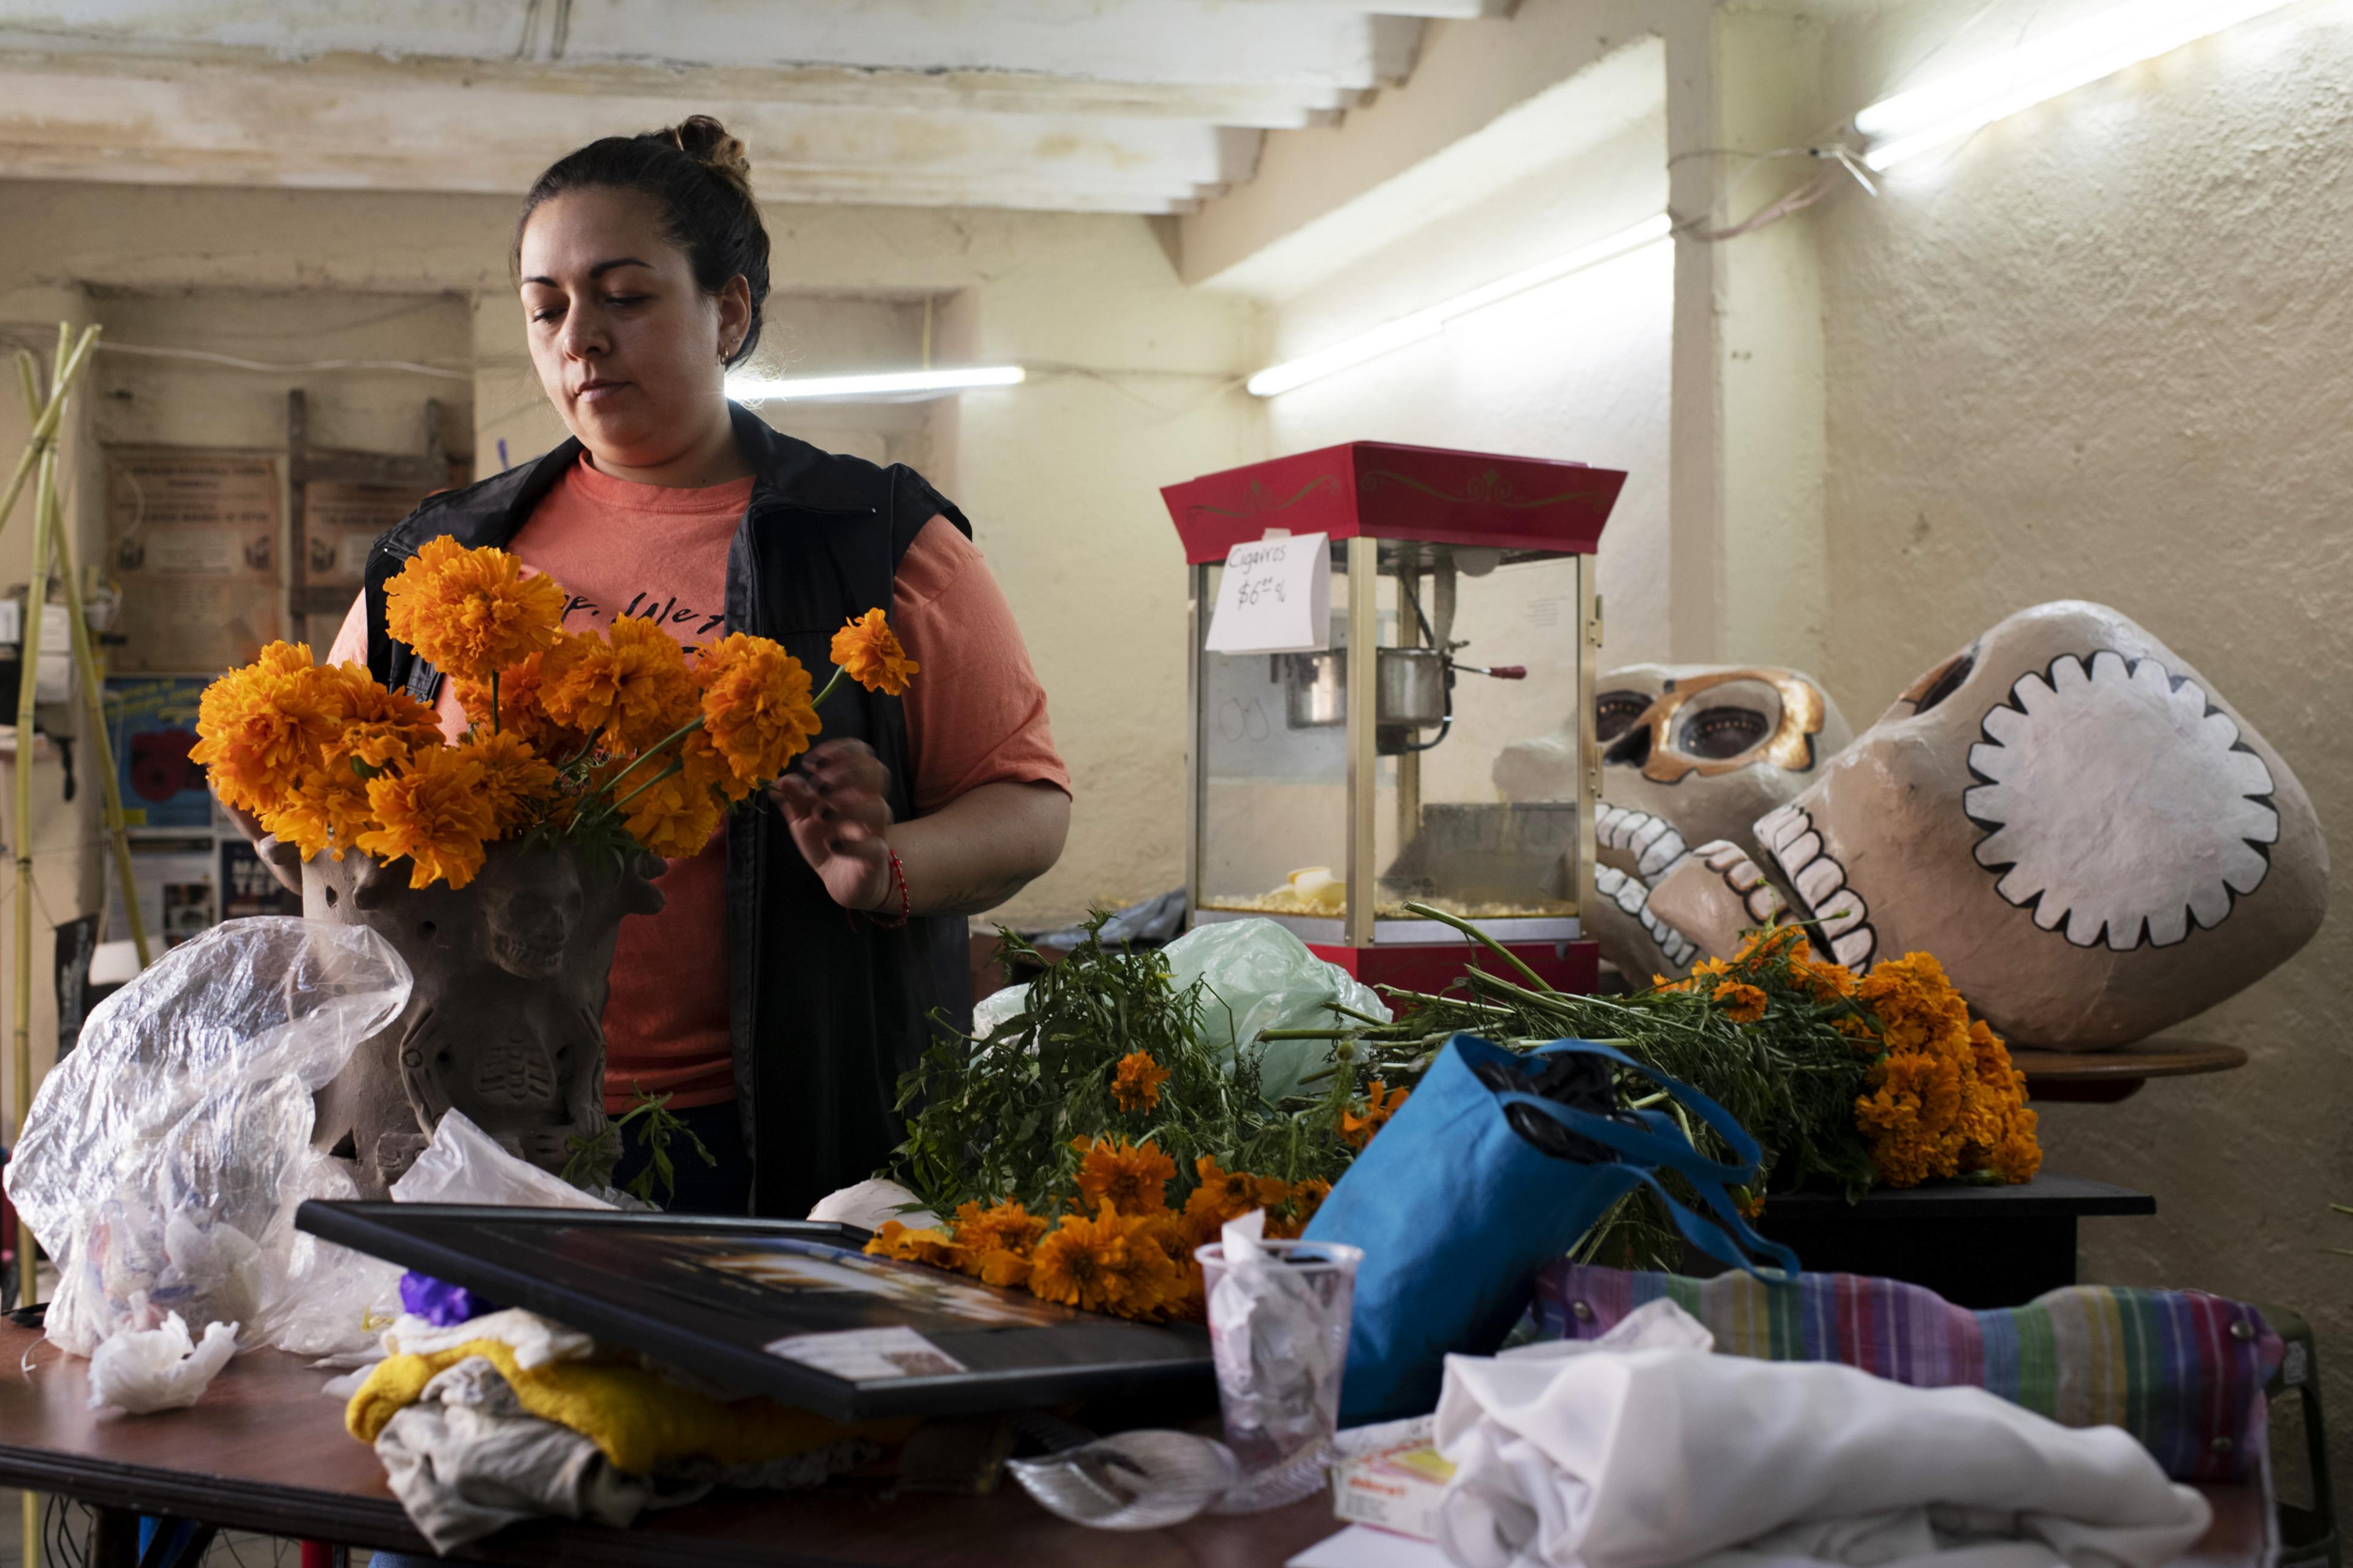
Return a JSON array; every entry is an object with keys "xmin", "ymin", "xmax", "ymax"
[{"xmin": 5, "ymin": 917, "xmax": 412, "ymax": 1358}]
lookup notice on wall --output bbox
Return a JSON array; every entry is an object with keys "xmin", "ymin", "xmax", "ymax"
[
  {"xmin": 1202, "ymin": 531, "xmax": 1332, "ymax": 656},
  {"xmin": 107, "ymin": 448, "xmax": 282, "ymax": 673},
  {"xmin": 302, "ymin": 480, "xmax": 414, "ymax": 588}
]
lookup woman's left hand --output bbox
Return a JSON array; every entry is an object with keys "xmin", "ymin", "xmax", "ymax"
[{"xmin": 768, "ymin": 738, "xmax": 895, "ymax": 912}]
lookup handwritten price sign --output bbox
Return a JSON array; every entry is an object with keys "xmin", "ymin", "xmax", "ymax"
[{"xmin": 1204, "ymin": 531, "xmax": 1330, "ymax": 654}]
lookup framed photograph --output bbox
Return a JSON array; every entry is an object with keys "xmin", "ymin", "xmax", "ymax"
[{"xmin": 297, "ymin": 1202, "xmax": 1214, "ymax": 1422}]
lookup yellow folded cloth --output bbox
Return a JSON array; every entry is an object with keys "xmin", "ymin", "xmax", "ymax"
[{"xmin": 347, "ymin": 1339, "xmax": 915, "ymax": 1475}]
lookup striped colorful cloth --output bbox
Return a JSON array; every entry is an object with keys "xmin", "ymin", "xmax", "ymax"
[{"xmin": 1526, "ymin": 1263, "xmax": 2281, "ymax": 1483}]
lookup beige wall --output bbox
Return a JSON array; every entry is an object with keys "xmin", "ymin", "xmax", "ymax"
[{"xmin": 1812, "ymin": 0, "xmax": 2353, "ymax": 1481}]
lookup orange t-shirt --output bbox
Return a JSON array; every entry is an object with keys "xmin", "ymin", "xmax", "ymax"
[{"xmin": 328, "ymin": 452, "xmax": 1069, "ymax": 1112}]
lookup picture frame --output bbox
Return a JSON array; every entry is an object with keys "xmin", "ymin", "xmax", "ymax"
[{"xmin": 297, "ymin": 1202, "xmax": 1214, "ymax": 1422}]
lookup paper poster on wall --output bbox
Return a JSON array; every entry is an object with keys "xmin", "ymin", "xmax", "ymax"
[
  {"xmin": 108, "ymin": 839, "xmax": 216, "ymax": 949},
  {"xmin": 104, "ymin": 676, "xmax": 213, "ymax": 832},
  {"xmin": 107, "ymin": 447, "xmax": 281, "ymax": 673}
]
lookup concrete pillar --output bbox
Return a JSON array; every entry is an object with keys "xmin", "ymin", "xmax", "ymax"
[{"xmin": 1666, "ymin": 6, "xmax": 1832, "ymax": 672}]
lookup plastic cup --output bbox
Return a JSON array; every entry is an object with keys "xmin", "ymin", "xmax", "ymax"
[{"xmin": 1195, "ymin": 1237, "xmax": 1363, "ymax": 1512}]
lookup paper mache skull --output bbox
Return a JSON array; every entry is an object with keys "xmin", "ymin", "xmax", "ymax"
[
  {"xmin": 1495, "ymin": 663, "xmax": 1852, "ymax": 982},
  {"xmin": 1645, "ymin": 601, "xmax": 2327, "ymax": 1048}
]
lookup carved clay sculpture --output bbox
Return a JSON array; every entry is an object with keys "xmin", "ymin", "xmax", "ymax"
[
  {"xmin": 1495, "ymin": 664, "xmax": 1852, "ymax": 982},
  {"xmin": 1647, "ymin": 601, "xmax": 2328, "ymax": 1048},
  {"xmin": 298, "ymin": 843, "xmax": 665, "ymax": 1197}
]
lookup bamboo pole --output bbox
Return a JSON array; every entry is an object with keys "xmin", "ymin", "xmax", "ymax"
[
  {"xmin": 7, "ymin": 324, "xmax": 104, "ymax": 1568},
  {"xmin": 14, "ymin": 343, "xmax": 143, "ymax": 970}
]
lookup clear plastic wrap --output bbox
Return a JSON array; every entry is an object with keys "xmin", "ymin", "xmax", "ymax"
[{"xmin": 4, "ymin": 917, "xmax": 414, "ymax": 1358}]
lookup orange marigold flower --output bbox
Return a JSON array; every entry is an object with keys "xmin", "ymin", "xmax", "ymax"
[
  {"xmin": 453, "ymin": 649, "xmax": 589, "ymax": 758},
  {"xmin": 1181, "ymin": 1157, "xmax": 1290, "ymax": 1249},
  {"xmin": 1071, "ymin": 1135, "xmax": 1176, "ymax": 1216},
  {"xmin": 1712, "ymin": 981, "xmax": 1769, "ymax": 1025},
  {"xmin": 620, "ymin": 771, "xmax": 724, "ymax": 860},
  {"xmin": 356, "ymin": 746, "xmax": 494, "ymax": 890},
  {"xmin": 1026, "ymin": 1203, "xmax": 1136, "ymax": 1315},
  {"xmin": 1338, "ymin": 1079, "xmax": 1409, "ymax": 1148},
  {"xmin": 605, "ymin": 617, "xmax": 702, "ymax": 757},
  {"xmin": 538, "ymin": 630, "xmax": 624, "ymax": 743},
  {"xmin": 192, "ymin": 642, "xmax": 343, "ymax": 816},
  {"xmin": 952, "ymin": 1199, "xmax": 1049, "ymax": 1258},
  {"xmin": 457, "ymin": 730, "xmax": 561, "ymax": 835},
  {"xmin": 830, "ymin": 608, "xmax": 920, "ymax": 697},
  {"xmin": 1027, "ymin": 1203, "xmax": 1187, "ymax": 1320},
  {"xmin": 865, "ymin": 1220, "xmax": 964, "ymax": 1271},
  {"xmin": 254, "ymin": 668, "xmax": 446, "ymax": 860},
  {"xmin": 1112, "ymin": 1050, "xmax": 1171, "ymax": 1113},
  {"xmin": 970, "ymin": 1249, "xmax": 1034, "ymax": 1289},
  {"xmin": 1267, "ymin": 1178, "xmax": 1332, "ymax": 1240},
  {"xmin": 383, "ymin": 537, "xmax": 565, "ymax": 685},
  {"xmin": 696, "ymin": 633, "xmax": 820, "ymax": 793}
]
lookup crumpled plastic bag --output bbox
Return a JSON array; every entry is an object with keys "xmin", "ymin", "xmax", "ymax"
[
  {"xmin": 86, "ymin": 1310, "xmax": 240, "ymax": 1414},
  {"xmin": 389, "ymin": 1108, "xmax": 620, "ymax": 1211},
  {"xmin": 4, "ymin": 917, "xmax": 412, "ymax": 1360},
  {"xmin": 972, "ymin": 918, "xmax": 1388, "ymax": 1104}
]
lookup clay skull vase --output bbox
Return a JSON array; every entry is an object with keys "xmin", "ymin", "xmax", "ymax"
[
  {"xmin": 302, "ymin": 842, "xmax": 665, "ymax": 1197},
  {"xmin": 1495, "ymin": 664, "xmax": 1852, "ymax": 982},
  {"xmin": 1649, "ymin": 601, "xmax": 2328, "ymax": 1048}
]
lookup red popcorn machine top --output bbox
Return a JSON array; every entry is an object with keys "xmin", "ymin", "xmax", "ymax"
[{"xmin": 1161, "ymin": 442, "xmax": 1621, "ymax": 992}]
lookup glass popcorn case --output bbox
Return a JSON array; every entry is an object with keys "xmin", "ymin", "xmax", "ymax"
[{"xmin": 1161, "ymin": 443, "xmax": 1620, "ymax": 991}]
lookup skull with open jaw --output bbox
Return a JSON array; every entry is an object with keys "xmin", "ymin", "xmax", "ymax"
[
  {"xmin": 1647, "ymin": 601, "xmax": 2327, "ymax": 1048},
  {"xmin": 1495, "ymin": 662, "xmax": 1852, "ymax": 982}
]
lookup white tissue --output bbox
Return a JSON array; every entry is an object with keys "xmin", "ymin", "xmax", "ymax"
[{"xmin": 88, "ymin": 1311, "xmax": 240, "ymax": 1414}]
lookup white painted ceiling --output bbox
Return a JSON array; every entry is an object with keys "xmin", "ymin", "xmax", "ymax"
[{"xmin": 0, "ymin": 0, "xmax": 1504, "ymax": 214}]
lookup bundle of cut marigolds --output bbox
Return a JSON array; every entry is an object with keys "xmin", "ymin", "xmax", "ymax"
[{"xmin": 193, "ymin": 536, "xmax": 915, "ymax": 888}]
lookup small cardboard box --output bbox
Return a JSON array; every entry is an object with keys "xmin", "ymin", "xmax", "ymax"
[{"xmin": 1330, "ymin": 1436, "xmax": 1457, "ymax": 1540}]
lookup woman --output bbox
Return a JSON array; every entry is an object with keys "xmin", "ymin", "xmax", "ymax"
[{"xmin": 319, "ymin": 117, "xmax": 1070, "ymax": 1216}]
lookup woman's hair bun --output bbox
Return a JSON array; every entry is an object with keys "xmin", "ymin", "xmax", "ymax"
[{"xmin": 667, "ymin": 115, "xmax": 753, "ymax": 201}]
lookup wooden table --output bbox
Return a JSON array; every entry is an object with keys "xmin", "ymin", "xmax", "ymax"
[
  {"xmin": 0, "ymin": 1322, "xmax": 1338, "ymax": 1567},
  {"xmin": 2013, "ymin": 1040, "xmax": 2249, "ymax": 1104},
  {"xmin": 0, "ymin": 1321, "xmax": 2273, "ymax": 1568},
  {"xmin": 1689, "ymin": 1174, "xmax": 2159, "ymax": 1309}
]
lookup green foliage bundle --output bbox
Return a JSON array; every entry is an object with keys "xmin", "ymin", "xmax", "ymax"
[{"xmin": 889, "ymin": 920, "xmax": 1358, "ymax": 1216}]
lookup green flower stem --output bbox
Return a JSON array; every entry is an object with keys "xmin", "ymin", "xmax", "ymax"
[
  {"xmin": 813, "ymin": 664, "xmax": 851, "ymax": 708},
  {"xmin": 1399, "ymin": 900, "xmax": 1558, "ymax": 994},
  {"xmin": 606, "ymin": 759, "xmax": 686, "ymax": 819},
  {"xmin": 589, "ymin": 715, "xmax": 708, "ymax": 808}
]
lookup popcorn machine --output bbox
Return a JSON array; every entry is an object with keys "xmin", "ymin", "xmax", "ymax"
[{"xmin": 1162, "ymin": 442, "xmax": 1620, "ymax": 991}]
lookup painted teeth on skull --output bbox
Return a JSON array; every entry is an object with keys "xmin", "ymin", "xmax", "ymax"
[
  {"xmin": 1750, "ymin": 806, "xmax": 1878, "ymax": 969},
  {"xmin": 1594, "ymin": 864, "xmax": 1698, "ymax": 969},
  {"xmin": 1962, "ymin": 649, "xmax": 2281, "ymax": 952},
  {"xmin": 1595, "ymin": 801, "xmax": 1693, "ymax": 887},
  {"xmin": 1695, "ymin": 839, "xmax": 1793, "ymax": 931}
]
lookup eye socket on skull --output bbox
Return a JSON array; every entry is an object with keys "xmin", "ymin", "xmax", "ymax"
[
  {"xmin": 1596, "ymin": 690, "xmax": 1652, "ymax": 743},
  {"xmin": 1677, "ymin": 705, "xmax": 1773, "ymax": 760},
  {"xmin": 1905, "ymin": 649, "xmax": 1979, "ymax": 714}
]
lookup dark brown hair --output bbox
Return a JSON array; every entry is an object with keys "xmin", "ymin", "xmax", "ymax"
[{"xmin": 516, "ymin": 115, "xmax": 771, "ymax": 368}]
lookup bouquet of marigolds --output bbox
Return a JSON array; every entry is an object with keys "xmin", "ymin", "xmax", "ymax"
[{"xmin": 193, "ymin": 536, "xmax": 918, "ymax": 888}]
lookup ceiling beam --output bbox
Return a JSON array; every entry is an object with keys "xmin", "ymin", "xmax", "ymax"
[
  {"xmin": 0, "ymin": 1, "xmax": 1425, "ymax": 91},
  {"xmin": 0, "ymin": 37, "xmax": 1367, "ymax": 128}
]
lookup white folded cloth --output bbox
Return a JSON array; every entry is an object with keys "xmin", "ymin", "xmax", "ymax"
[{"xmin": 1431, "ymin": 1304, "xmax": 2211, "ymax": 1568}]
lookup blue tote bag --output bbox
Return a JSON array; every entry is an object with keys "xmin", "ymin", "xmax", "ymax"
[{"xmin": 1303, "ymin": 1033, "xmax": 1798, "ymax": 1423}]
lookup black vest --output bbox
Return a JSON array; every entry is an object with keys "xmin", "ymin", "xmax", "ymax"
[{"xmin": 361, "ymin": 403, "xmax": 972, "ymax": 1216}]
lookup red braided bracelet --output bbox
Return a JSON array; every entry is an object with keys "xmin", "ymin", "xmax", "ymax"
[{"xmin": 866, "ymin": 847, "xmax": 910, "ymax": 930}]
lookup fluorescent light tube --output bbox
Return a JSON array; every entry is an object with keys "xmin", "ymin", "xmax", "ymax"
[
  {"xmin": 1857, "ymin": 0, "xmax": 2302, "ymax": 170},
  {"xmin": 1246, "ymin": 212, "xmax": 1673, "ymax": 399},
  {"xmin": 727, "ymin": 365, "xmax": 1026, "ymax": 402}
]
